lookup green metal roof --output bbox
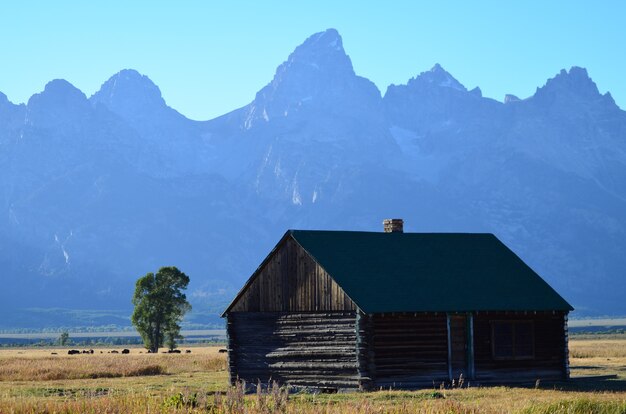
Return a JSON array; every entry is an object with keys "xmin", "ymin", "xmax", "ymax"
[{"xmin": 289, "ymin": 230, "xmax": 573, "ymax": 313}]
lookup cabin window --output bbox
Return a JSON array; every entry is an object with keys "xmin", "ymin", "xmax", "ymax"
[{"xmin": 491, "ymin": 321, "xmax": 534, "ymax": 359}]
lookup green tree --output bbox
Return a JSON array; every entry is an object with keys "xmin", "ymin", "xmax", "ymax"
[
  {"xmin": 165, "ymin": 325, "xmax": 183, "ymax": 351},
  {"xmin": 131, "ymin": 266, "xmax": 191, "ymax": 353},
  {"xmin": 58, "ymin": 331, "xmax": 70, "ymax": 346}
]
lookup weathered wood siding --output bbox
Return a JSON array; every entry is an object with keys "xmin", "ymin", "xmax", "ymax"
[
  {"xmin": 227, "ymin": 312, "xmax": 359, "ymax": 389},
  {"xmin": 473, "ymin": 312, "xmax": 567, "ymax": 381},
  {"xmin": 360, "ymin": 313, "xmax": 449, "ymax": 388},
  {"xmin": 229, "ymin": 237, "xmax": 356, "ymax": 312}
]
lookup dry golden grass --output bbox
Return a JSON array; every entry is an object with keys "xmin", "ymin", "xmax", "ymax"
[
  {"xmin": 569, "ymin": 337, "xmax": 626, "ymax": 359},
  {"xmin": 0, "ymin": 346, "xmax": 226, "ymax": 381},
  {"xmin": 0, "ymin": 339, "xmax": 624, "ymax": 413}
]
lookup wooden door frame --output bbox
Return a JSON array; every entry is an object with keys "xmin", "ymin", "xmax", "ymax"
[{"xmin": 446, "ymin": 312, "xmax": 475, "ymax": 381}]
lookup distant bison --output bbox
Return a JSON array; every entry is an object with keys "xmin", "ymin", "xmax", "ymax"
[
  {"xmin": 185, "ymin": 350, "xmax": 191, "ymax": 354},
  {"xmin": 68, "ymin": 349, "xmax": 81, "ymax": 355},
  {"xmin": 167, "ymin": 349, "xmax": 181, "ymax": 354},
  {"xmin": 110, "ymin": 350, "xmax": 119, "ymax": 354},
  {"xmin": 218, "ymin": 349, "xmax": 227, "ymax": 353},
  {"xmin": 121, "ymin": 349, "xmax": 130, "ymax": 354}
]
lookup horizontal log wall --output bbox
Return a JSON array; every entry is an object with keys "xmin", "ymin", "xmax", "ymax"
[
  {"xmin": 473, "ymin": 312, "xmax": 566, "ymax": 381},
  {"xmin": 368, "ymin": 313, "xmax": 449, "ymax": 388},
  {"xmin": 229, "ymin": 237, "xmax": 356, "ymax": 312},
  {"xmin": 227, "ymin": 311, "xmax": 360, "ymax": 389}
]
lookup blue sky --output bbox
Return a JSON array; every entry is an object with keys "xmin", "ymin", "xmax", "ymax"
[{"xmin": 1, "ymin": 1, "xmax": 624, "ymax": 120}]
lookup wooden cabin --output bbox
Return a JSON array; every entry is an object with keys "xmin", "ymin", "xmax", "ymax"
[{"xmin": 222, "ymin": 219, "xmax": 573, "ymax": 390}]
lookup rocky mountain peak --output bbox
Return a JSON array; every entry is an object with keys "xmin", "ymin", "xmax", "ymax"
[
  {"xmin": 296, "ymin": 28, "xmax": 346, "ymax": 57},
  {"xmin": 244, "ymin": 28, "xmax": 381, "ymax": 128},
  {"xmin": 26, "ymin": 79, "xmax": 91, "ymax": 126},
  {"xmin": 267, "ymin": 28, "xmax": 355, "ymax": 89},
  {"xmin": 90, "ymin": 69, "xmax": 166, "ymax": 118},
  {"xmin": 407, "ymin": 63, "xmax": 467, "ymax": 92},
  {"xmin": 30, "ymin": 79, "xmax": 88, "ymax": 106},
  {"xmin": 535, "ymin": 67, "xmax": 601, "ymax": 100}
]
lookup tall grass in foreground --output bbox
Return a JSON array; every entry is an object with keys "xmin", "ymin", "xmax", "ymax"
[
  {"xmin": 521, "ymin": 399, "xmax": 626, "ymax": 414},
  {"xmin": 2, "ymin": 383, "xmax": 625, "ymax": 414}
]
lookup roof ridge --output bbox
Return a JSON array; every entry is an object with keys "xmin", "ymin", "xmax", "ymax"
[{"xmin": 290, "ymin": 229, "xmax": 497, "ymax": 235}]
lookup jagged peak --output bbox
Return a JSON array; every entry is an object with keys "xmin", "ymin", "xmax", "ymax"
[
  {"xmin": 104, "ymin": 69, "xmax": 161, "ymax": 91},
  {"xmin": 91, "ymin": 69, "xmax": 165, "ymax": 112},
  {"xmin": 536, "ymin": 66, "xmax": 600, "ymax": 99},
  {"xmin": 246, "ymin": 28, "xmax": 380, "ymax": 127},
  {"xmin": 40, "ymin": 79, "xmax": 86, "ymax": 99},
  {"xmin": 27, "ymin": 79, "xmax": 89, "ymax": 109},
  {"xmin": 469, "ymin": 86, "xmax": 482, "ymax": 97},
  {"xmin": 299, "ymin": 28, "xmax": 344, "ymax": 54},
  {"xmin": 558, "ymin": 66, "xmax": 590, "ymax": 80},
  {"xmin": 430, "ymin": 63, "xmax": 446, "ymax": 73},
  {"xmin": 276, "ymin": 28, "xmax": 353, "ymax": 76},
  {"xmin": 408, "ymin": 64, "xmax": 467, "ymax": 92}
]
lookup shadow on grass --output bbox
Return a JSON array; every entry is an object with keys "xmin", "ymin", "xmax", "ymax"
[
  {"xmin": 556, "ymin": 376, "xmax": 626, "ymax": 392},
  {"xmin": 498, "ymin": 375, "xmax": 626, "ymax": 392}
]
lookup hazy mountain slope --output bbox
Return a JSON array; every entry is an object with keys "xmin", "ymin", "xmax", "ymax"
[
  {"xmin": 383, "ymin": 66, "xmax": 626, "ymax": 313},
  {"xmin": 0, "ymin": 80, "xmax": 275, "ymax": 327},
  {"xmin": 0, "ymin": 29, "xmax": 625, "ymax": 328},
  {"xmin": 90, "ymin": 69, "xmax": 211, "ymax": 177}
]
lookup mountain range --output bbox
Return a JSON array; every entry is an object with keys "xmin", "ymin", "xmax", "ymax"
[{"xmin": 1, "ymin": 28, "xmax": 625, "ymax": 328}]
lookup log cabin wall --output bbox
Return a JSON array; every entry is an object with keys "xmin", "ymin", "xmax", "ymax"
[
  {"xmin": 225, "ymin": 231, "xmax": 571, "ymax": 389},
  {"xmin": 473, "ymin": 312, "xmax": 567, "ymax": 382},
  {"xmin": 227, "ymin": 311, "xmax": 359, "ymax": 389},
  {"xmin": 229, "ymin": 236, "xmax": 356, "ymax": 312},
  {"xmin": 359, "ymin": 313, "xmax": 449, "ymax": 388}
]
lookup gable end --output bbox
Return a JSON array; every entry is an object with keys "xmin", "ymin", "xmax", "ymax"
[{"xmin": 223, "ymin": 232, "xmax": 358, "ymax": 315}]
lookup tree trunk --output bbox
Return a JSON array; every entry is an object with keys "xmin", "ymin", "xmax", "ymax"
[{"xmin": 152, "ymin": 323, "xmax": 160, "ymax": 353}]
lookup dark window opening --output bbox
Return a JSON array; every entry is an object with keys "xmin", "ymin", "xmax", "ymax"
[{"xmin": 492, "ymin": 321, "xmax": 534, "ymax": 360}]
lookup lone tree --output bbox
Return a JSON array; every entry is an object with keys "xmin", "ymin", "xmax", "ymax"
[
  {"xmin": 58, "ymin": 331, "xmax": 70, "ymax": 346},
  {"xmin": 131, "ymin": 266, "xmax": 191, "ymax": 353}
]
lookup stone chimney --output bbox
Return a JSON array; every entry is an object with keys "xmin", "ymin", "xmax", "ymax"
[{"xmin": 383, "ymin": 218, "xmax": 404, "ymax": 233}]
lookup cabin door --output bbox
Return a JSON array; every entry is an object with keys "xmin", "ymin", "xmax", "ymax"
[{"xmin": 447, "ymin": 314, "xmax": 474, "ymax": 381}]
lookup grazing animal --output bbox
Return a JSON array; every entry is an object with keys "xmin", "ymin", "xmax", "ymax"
[
  {"xmin": 110, "ymin": 350, "xmax": 119, "ymax": 354},
  {"xmin": 185, "ymin": 350, "xmax": 191, "ymax": 353},
  {"xmin": 89, "ymin": 349, "xmax": 94, "ymax": 354},
  {"xmin": 68, "ymin": 350, "xmax": 80, "ymax": 355},
  {"xmin": 168, "ymin": 349, "xmax": 181, "ymax": 354},
  {"xmin": 121, "ymin": 349, "xmax": 130, "ymax": 354},
  {"xmin": 218, "ymin": 349, "xmax": 227, "ymax": 353},
  {"xmin": 51, "ymin": 352, "xmax": 57, "ymax": 355}
]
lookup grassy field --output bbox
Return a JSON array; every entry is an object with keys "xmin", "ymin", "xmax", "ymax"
[{"xmin": 0, "ymin": 337, "xmax": 625, "ymax": 413}]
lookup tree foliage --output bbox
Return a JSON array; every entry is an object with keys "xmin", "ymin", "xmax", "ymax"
[
  {"xmin": 131, "ymin": 266, "xmax": 191, "ymax": 353},
  {"xmin": 58, "ymin": 331, "xmax": 70, "ymax": 346}
]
